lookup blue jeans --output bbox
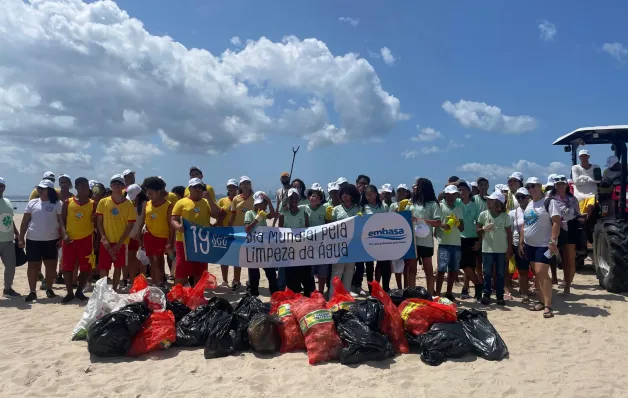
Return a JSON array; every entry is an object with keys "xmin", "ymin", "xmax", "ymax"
[
  {"xmin": 277, "ymin": 268, "xmax": 287, "ymax": 291},
  {"xmin": 437, "ymin": 245, "xmax": 461, "ymax": 273},
  {"xmin": 482, "ymin": 253, "xmax": 506, "ymax": 298}
]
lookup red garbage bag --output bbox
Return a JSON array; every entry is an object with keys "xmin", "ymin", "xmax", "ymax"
[
  {"xmin": 399, "ymin": 298, "xmax": 457, "ymax": 336},
  {"xmin": 369, "ymin": 281, "xmax": 409, "ymax": 354},
  {"xmin": 270, "ymin": 288, "xmax": 298, "ymax": 314},
  {"xmin": 291, "ymin": 295, "xmax": 343, "ymax": 365},
  {"xmin": 128, "ymin": 311, "xmax": 176, "ymax": 357},
  {"xmin": 326, "ymin": 277, "xmax": 355, "ymax": 312},
  {"xmin": 310, "ymin": 290, "xmax": 327, "ymax": 307},
  {"xmin": 129, "ymin": 274, "xmax": 148, "ymax": 293},
  {"xmin": 273, "ymin": 290, "xmax": 306, "ymax": 353},
  {"xmin": 167, "ymin": 271, "xmax": 217, "ymax": 310}
]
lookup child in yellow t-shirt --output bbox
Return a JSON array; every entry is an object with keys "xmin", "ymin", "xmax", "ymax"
[{"xmin": 216, "ymin": 179, "xmax": 238, "ymax": 287}]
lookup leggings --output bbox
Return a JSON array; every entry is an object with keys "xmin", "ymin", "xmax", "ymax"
[
  {"xmin": 375, "ymin": 260, "xmax": 392, "ymax": 292},
  {"xmin": 285, "ymin": 266, "xmax": 315, "ymax": 297},
  {"xmin": 352, "ymin": 261, "xmax": 374, "ymax": 289}
]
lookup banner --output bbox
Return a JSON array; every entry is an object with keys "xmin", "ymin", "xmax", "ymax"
[{"xmin": 183, "ymin": 211, "xmax": 416, "ymax": 268}]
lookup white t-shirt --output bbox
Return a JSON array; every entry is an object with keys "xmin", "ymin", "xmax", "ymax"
[
  {"xmin": 509, "ymin": 207, "xmax": 525, "ymax": 247},
  {"xmin": 24, "ymin": 199, "xmax": 62, "ymax": 241},
  {"xmin": 571, "ymin": 164, "xmax": 599, "ymax": 201},
  {"xmin": 523, "ymin": 198, "xmax": 561, "ymax": 247}
]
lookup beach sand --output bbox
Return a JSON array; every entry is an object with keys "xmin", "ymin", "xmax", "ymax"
[{"xmin": 1, "ymin": 214, "xmax": 627, "ymax": 397}]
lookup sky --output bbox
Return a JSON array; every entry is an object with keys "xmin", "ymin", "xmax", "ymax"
[{"xmin": 1, "ymin": 0, "xmax": 627, "ymax": 196}]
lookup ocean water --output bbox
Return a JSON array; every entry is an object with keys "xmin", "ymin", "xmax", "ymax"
[{"xmin": 5, "ymin": 196, "xmax": 29, "ymax": 214}]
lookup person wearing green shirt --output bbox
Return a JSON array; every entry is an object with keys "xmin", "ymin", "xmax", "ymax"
[
  {"xmin": 329, "ymin": 184, "xmax": 361, "ymax": 297},
  {"xmin": 435, "ymin": 185, "xmax": 464, "ymax": 302},
  {"xmin": 244, "ymin": 191, "xmax": 278, "ymax": 296},
  {"xmin": 476, "ymin": 191, "xmax": 513, "ymax": 306},
  {"xmin": 301, "ymin": 184, "xmax": 329, "ymax": 293},
  {"xmin": 0, "ymin": 177, "xmax": 20, "ymax": 297},
  {"xmin": 457, "ymin": 181, "xmax": 482, "ymax": 301},
  {"xmin": 473, "ymin": 177, "xmax": 490, "ymax": 214}
]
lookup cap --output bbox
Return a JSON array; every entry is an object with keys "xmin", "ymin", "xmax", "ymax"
[
  {"xmin": 508, "ymin": 172, "xmax": 524, "ymax": 182},
  {"xmin": 552, "ymin": 174, "xmax": 568, "ymax": 184},
  {"xmin": 0, "ymin": 177, "xmax": 5, "ymax": 185},
  {"xmin": 486, "ymin": 191, "xmax": 506, "ymax": 203},
  {"xmin": 606, "ymin": 155, "xmax": 619, "ymax": 168},
  {"xmin": 122, "ymin": 169, "xmax": 135, "ymax": 177},
  {"xmin": 397, "ymin": 184, "xmax": 409, "ymax": 191},
  {"xmin": 280, "ymin": 172, "xmax": 290, "ymax": 178},
  {"xmin": 42, "ymin": 171, "xmax": 55, "ymax": 180},
  {"xmin": 495, "ymin": 184, "xmax": 508, "ymax": 192},
  {"xmin": 579, "ymin": 149, "xmax": 590, "ymax": 157},
  {"xmin": 88, "ymin": 180, "xmax": 98, "ymax": 189},
  {"xmin": 37, "ymin": 180, "xmax": 54, "ymax": 189},
  {"xmin": 126, "ymin": 184, "xmax": 142, "ymax": 201},
  {"xmin": 443, "ymin": 185, "xmax": 459, "ymax": 194},
  {"xmin": 253, "ymin": 191, "xmax": 266, "ymax": 205},
  {"xmin": 516, "ymin": 187, "xmax": 530, "ymax": 196},
  {"xmin": 546, "ymin": 173, "xmax": 558, "ymax": 187},
  {"xmin": 239, "ymin": 176, "xmax": 251, "ymax": 184},
  {"xmin": 189, "ymin": 166, "xmax": 202, "ymax": 175},
  {"xmin": 525, "ymin": 177, "xmax": 541, "ymax": 186},
  {"xmin": 110, "ymin": 174, "xmax": 125, "ymax": 185},
  {"xmin": 470, "ymin": 182, "xmax": 478, "ymax": 188},
  {"xmin": 59, "ymin": 173, "xmax": 71, "ymax": 181},
  {"xmin": 310, "ymin": 183, "xmax": 323, "ymax": 192},
  {"xmin": 226, "ymin": 178, "xmax": 238, "ymax": 187},
  {"xmin": 327, "ymin": 182, "xmax": 339, "ymax": 192},
  {"xmin": 188, "ymin": 178, "xmax": 203, "ymax": 187},
  {"xmin": 336, "ymin": 177, "xmax": 348, "ymax": 185},
  {"xmin": 287, "ymin": 188, "xmax": 299, "ymax": 197},
  {"xmin": 381, "ymin": 183, "xmax": 393, "ymax": 193}
]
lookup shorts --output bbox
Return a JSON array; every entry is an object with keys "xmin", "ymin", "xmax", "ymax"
[
  {"xmin": 128, "ymin": 237, "xmax": 140, "ymax": 252},
  {"xmin": 62, "ymin": 235, "xmax": 94, "ymax": 272},
  {"xmin": 523, "ymin": 243, "xmax": 556, "ymax": 266},
  {"xmin": 460, "ymin": 238, "xmax": 479, "ymax": 268},
  {"xmin": 144, "ymin": 231, "xmax": 168, "ymax": 257},
  {"xmin": 437, "ymin": 244, "xmax": 461, "ymax": 273},
  {"xmin": 312, "ymin": 264, "xmax": 330, "ymax": 278},
  {"xmin": 558, "ymin": 219, "xmax": 580, "ymax": 247},
  {"xmin": 175, "ymin": 241, "xmax": 207, "ymax": 279},
  {"xmin": 579, "ymin": 196, "xmax": 596, "ymax": 214},
  {"xmin": 416, "ymin": 245, "xmax": 434, "ymax": 259},
  {"xmin": 513, "ymin": 245, "xmax": 530, "ymax": 271},
  {"xmin": 26, "ymin": 239, "xmax": 59, "ymax": 262},
  {"xmin": 98, "ymin": 243, "xmax": 127, "ymax": 270}
]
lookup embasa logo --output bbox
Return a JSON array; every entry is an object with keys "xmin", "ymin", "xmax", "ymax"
[{"xmin": 367, "ymin": 228, "xmax": 407, "ymax": 241}]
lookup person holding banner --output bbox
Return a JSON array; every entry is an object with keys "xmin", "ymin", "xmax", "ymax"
[
  {"xmin": 228, "ymin": 176, "xmax": 255, "ymax": 291},
  {"xmin": 302, "ymin": 184, "xmax": 329, "ymax": 294},
  {"xmin": 216, "ymin": 179, "xmax": 238, "ymax": 287},
  {"xmin": 389, "ymin": 184, "xmax": 411, "ymax": 290},
  {"xmin": 244, "ymin": 191, "xmax": 278, "ymax": 296}
]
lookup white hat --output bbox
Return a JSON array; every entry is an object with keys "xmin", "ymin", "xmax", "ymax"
[
  {"xmin": 42, "ymin": 171, "xmax": 55, "ymax": 179},
  {"xmin": 546, "ymin": 173, "xmax": 558, "ymax": 187},
  {"xmin": 443, "ymin": 185, "xmax": 459, "ymax": 194},
  {"xmin": 226, "ymin": 178, "xmax": 238, "ymax": 187},
  {"xmin": 525, "ymin": 177, "xmax": 541, "ymax": 186},
  {"xmin": 327, "ymin": 182, "xmax": 339, "ymax": 192},
  {"xmin": 486, "ymin": 191, "xmax": 506, "ymax": 203},
  {"xmin": 253, "ymin": 191, "xmax": 266, "ymax": 205},
  {"xmin": 397, "ymin": 183, "xmax": 408, "ymax": 191},
  {"xmin": 470, "ymin": 182, "xmax": 478, "ymax": 188},
  {"xmin": 126, "ymin": 184, "xmax": 142, "ymax": 201},
  {"xmin": 37, "ymin": 180, "xmax": 54, "ymax": 189},
  {"xmin": 495, "ymin": 184, "xmax": 508, "ymax": 192},
  {"xmin": 552, "ymin": 174, "xmax": 568, "ymax": 184},
  {"xmin": 122, "ymin": 169, "xmax": 135, "ymax": 177},
  {"xmin": 310, "ymin": 183, "xmax": 323, "ymax": 192},
  {"xmin": 287, "ymin": 188, "xmax": 299, "ymax": 197},
  {"xmin": 88, "ymin": 180, "xmax": 98, "ymax": 189},
  {"xmin": 508, "ymin": 172, "xmax": 524, "ymax": 182},
  {"xmin": 188, "ymin": 178, "xmax": 203, "ymax": 187},
  {"xmin": 381, "ymin": 183, "xmax": 393, "ymax": 193},
  {"xmin": 110, "ymin": 174, "xmax": 125, "ymax": 185},
  {"xmin": 336, "ymin": 177, "xmax": 348, "ymax": 185},
  {"xmin": 606, "ymin": 155, "xmax": 619, "ymax": 168},
  {"xmin": 0, "ymin": 177, "xmax": 5, "ymax": 185},
  {"xmin": 59, "ymin": 173, "xmax": 71, "ymax": 181},
  {"xmin": 516, "ymin": 187, "xmax": 530, "ymax": 196},
  {"xmin": 579, "ymin": 149, "xmax": 590, "ymax": 157},
  {"xmin": 239, "ymin": 175, "xmax": 251, "ymax": 184}
]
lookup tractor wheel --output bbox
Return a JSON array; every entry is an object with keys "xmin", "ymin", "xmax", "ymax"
[{"xmin": 592, "ymin": 219, "xmax": 628, "ymax": 293}]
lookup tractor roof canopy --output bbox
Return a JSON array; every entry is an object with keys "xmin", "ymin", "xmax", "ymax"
[{"xmin": 553, "ymin": 125, "xmax": 628, "ymax": 146}]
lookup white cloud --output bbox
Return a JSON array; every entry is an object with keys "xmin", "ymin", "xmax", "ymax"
[
  {"xmin": 457, "ymin": 160, "xmax": 569, "ymax": 181},
  {"xmin": 338, "ymin": 17, "xmax": 360, "ymax": 27},
  {"xmin": 421, "ymin": 140, "xmax": 464, "ymax": 155},
  {"xmin": 442, "ymin": 100, "xmax": 537, "ymax": 134},
  {"xmin": 102, "ymin": 139, "xmax": 163, "ymax": 170},
  {"xmin": 538, "ymin": 20, "xmax": 557, "ymax": 42},
  {"xmin": 230, "ymin": 36, "xmax": 242, "ymax": 46},
  {"xmin": 602, "ymin": 42, "xmax": 628, "ymax": 62},
  {"xmin": 0, "ymin": 0, "xmax": 406, "ymax": 171},
  {"xmin": 401, "ymin": 150, "xmax": 417, "ymax": 159},
  {"xmin": 380, "ymin": 47, "xmax": 396, "ymax": 66},
  {"xmin": 412, "ymin": 126, "xmax": 443, "ymax": 142}
]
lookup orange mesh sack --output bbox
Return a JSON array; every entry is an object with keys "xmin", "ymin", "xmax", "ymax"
[
  {"xmin": 291, "ymin": 296, "xmax": 343, "ymax": 365},
  {"xmin": 326, "ymin": 277, "xmax": 355, "ymax": 312},
  {"xmin": 398, "ymin": 298, "xmax": 457, "ymax": 336},
  {"xmin": 369, "ymin": 281, "xmax": 409, "ymax": 354},
  {"xmin": 128, "ymin": 310, "xmax": 176, "ymax": 357}
]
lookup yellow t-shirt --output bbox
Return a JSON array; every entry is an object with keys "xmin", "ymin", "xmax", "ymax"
[
  {"xmin": 96, "ymin": 197, "xmax": 137, "ymax": 244},
  {"xmin": 579, "ymin": 196, "xmax": 596, "ymax": 214},
  {"xmin": 217, "ymin": 197, "xmax": 233, "ymax": 226},
  {"xmin": 230, "ymin": 194, "xmax": 254, "ymax": 226},
  {"xmin": 29, "ymin": 187, "xmax": 62, "ymax": 200},
  {"xmin": 172, "ymin": 197, "xmax": 211, "ymax": 242},
  {"xmin": 166, "ymin": 192, "xmax": 179, "ymax": 205},
  {"xmin": 184, "ymin": 184, "xmax": 216, "ymax": 203},
  {"xmin": 66, "ymin": 198, "xmax": 95, "ymax": 240},
  {"xmin": 145, "ymin": 200, "xmax": 171, "ymax": 239}
]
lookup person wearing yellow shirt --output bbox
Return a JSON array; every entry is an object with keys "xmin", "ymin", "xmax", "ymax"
[
  {"xmin": 60, "ymin": 177, "xmax": 94, "ymax": 303},
  {"xmin": 28, "ymin": 171, "xmax": 60, "ymax": 200},
  {"xmin": 142, "ymin": 177, "xmax": 173, "ymax": 286},
  {"xmin": 55, "ymin": 173, "xmax": 75, "ymax": 285},
  {"xmin": 96, "ymin": 174, "xmax": 137, "ymax": 291},
  {"xmin": 227, "ymin": 176, "xmax": 254, "ymax": 291},
  {"xmin": 184, "ymin": 166, "xmax": 217, "ymax": 203},
  {"xmin": 170, "ymin": 178, "xmax": 224, "ymax": 286},
  {"xmin": 216, "ymin": 178, "xmax": 238, "ymax": 286}
]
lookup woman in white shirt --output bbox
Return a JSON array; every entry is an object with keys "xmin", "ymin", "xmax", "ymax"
[
  {"xmin": 18, "ymin": 180, "xmax": 67, "ymax": 302},
  {"xmin": 509, "ymin": 187, "xmax": 531, "ymax": 303}
]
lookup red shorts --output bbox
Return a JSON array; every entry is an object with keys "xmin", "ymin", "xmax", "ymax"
[
  {"xmin": 128, "ymin": 237, "xmax": 140, "ymax": 251},
  {"xmin": 145, "ymin": 231, "xmax": 168, "ymax": 257},
  {"xmin": 98, "ymin": 243, "xmax": 127, "ymax": 270},
  {"xmin": 62, "ymin": 235, "xmax": 94, "ymax": 272},
  {"xmin": 175, "ymin": 241, "xmax": 206, "ymax": 279}
]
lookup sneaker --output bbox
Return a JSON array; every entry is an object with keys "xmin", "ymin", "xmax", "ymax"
[
  {"xmin": 3, "ymin": 288, "xmax": 21, "ymax": 297},
  {"xmin": 460, "ymin": 288, "xmax": 471, "ymax": 300},
  {"xmin": 40, "ymin": 281, "xmax": 48, "ymax": 290},
  {"xmin": 46, "ymin": 289, "xmax": 57, "ymax": 299},
  {"xmin": 25, "ymin": 292, "xmax": 37, "ymax": 302},
  {"xmin": 350, "ymin": 291, "xmax": 359, "ymax": 298},
  {"xmin": 480, "ymin": 296, "xmax": 490, "ymax": 305},
  {"xmin": 75, "ymin": 291, "xmax": 88, "ymax": 301},
  {"xmin": 220, "ymin": 281, "xmax": 229, "ymax": 288},
  {"xmin": 496, "ymin": 298, "xmax": 506, "ymax": 306},
  {"xmin": 61, "ymin": 294, "xmax": 75, "ymax": 304},
  {"xmin": 231, "ymin": 281, "xmax": 242, "ymax": 292},
  {"xmin": 55, "ymin": 274, "xmax": 65, "ymax": 285},
  {"xmin": 83, "ymin": 282, "xmax": 94, "ymax": 293}
]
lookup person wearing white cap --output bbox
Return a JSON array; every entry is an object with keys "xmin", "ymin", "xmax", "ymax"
[
  {"xmin": 185, "ymin": 166, "xmax": 217, "ymax": 204},
  {"xmin": 122, "ymin": 169, "xmax": 136, "ymax": 187},
  {"xmin": 509, "ymin": 187, "xmax": 532, "ymax": 301},
  {"xmin": 326, "ymin": 181, "xmax": 341, "ymax": 209},
  {"xmin": 506, "ymin": 172, "xmax": 524, "ymax": 212},
  {"xmin": 19, "ymin": 179, "xmax": 67, "ymax": 302},
  {"xmin": 28, "ymin": 171, "xmax": 59, "ymax": 200},
  {"xmin": 215, "ymin": 179, "xmax": 239, "ymax": 286},
  {"xmin": 476, "ymin": 190, "xmax": 513, "ymax": 306},
  {"xmin": 336, "ymin": 177, "xmax": 349, "ymax": 189},
  {"xmin": 57, "ymin": 174, "xmax": 74, "ymax": 202},
  {"xmin": 434, "ymin": 184, "xmax": 464, "ymax": 302},
  {"xmin": 470, "ymin": 181, "xmax": 480, "ymax": 196},
  {"xmin": 226, "ymin": 176, "xmax": 255, "ymax": 291},
  {"xmin": 0, "ymin": 177, "xmax": 21, "ymax": 297},
  {"xmin": 389, "ymin": 184, "xmax": 411, "ymax": 214},
  {"xmin": 456, "ymin": 180, "xmax": 483, "ymax": 301},
  {"xmin": 571, "ymin": 148, "xmax": 600, "ymax": 203},
  {"xmin": 379, "ymin": 183, "xmax": 394, "ymax": 208}
]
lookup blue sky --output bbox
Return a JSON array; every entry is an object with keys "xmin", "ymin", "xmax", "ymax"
[{"xmin": 1, "ymin": 0, "xmax": 627, "ymax": 196}]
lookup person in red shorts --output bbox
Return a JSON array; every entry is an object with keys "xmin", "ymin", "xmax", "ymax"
[
  {"xmin": 96, "ymin": 174, "xmax": 136, "ymax": 291},
  {"xmin": 61, "ymin": 177, "xmax": 94, "ymax": 303},
  {"xmin": 142, "ymin": 176, "xmax": 173, "ymax": 286}
]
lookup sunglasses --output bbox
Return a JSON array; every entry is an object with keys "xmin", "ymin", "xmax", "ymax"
[
  {"xmin": 515, "ymin": 195, "xmax": 527, "ymax": 200},
  {"xmin": 526, "ymin": 184, "xmax": 537, "ymax": 189},
  {"xmin": 554, "ymin": 176, "xmax": 567, "ymax": 183}
]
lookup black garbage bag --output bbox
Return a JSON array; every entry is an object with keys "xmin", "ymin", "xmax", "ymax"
[
  {"xmin": 234, "ymin": 294, "xmax": 265, "ymax": 320},
  {"xmin": 167, "ymin": 300, "xmax": 191, "ymax": 324},
  {"xmin": 247, "ymin": 314, "xmax": 282, "ymax": 353},
  {"xmin": 87, "ymin": 302, "xmax": 150, "ymax": 357},
  {"xmin": 230, "ymin": 313, "xmax": 251, "ymax": 351},
  {"xmin": 388, "ymin": 289, "xmax": 405, "ymax": 306},
  {"xmin": 204, "ymin": 311, "xmax": 236, "ymax": 359},
  {"xmin": 457, "ymin": 309, "xmax": 508, "ymax": 361},
  {"xmin": 333, "ymin": 310, "xmax": 394, "ymax": 365},
  {"xmin": 176, "ymin": 297, "xmax": 233, "ymax": 347},
  {"xmin": 352, "ymin": 297, "xmax": 385, "ymax": 333},
  {"xmin": 414, "ymin": 323, "xmax": 473, "ymax": 366},
  {"xmin": 403, "ymin": 286, "xmax": 432, "ymax": 301}
]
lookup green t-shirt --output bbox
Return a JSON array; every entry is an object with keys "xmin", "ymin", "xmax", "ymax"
[
  {"xmin": 477, "ymin": 210, "xmax": 512, "ymax": 254},
  {"xmin": 389, "ymin": 202, "xmax": 399, "ymax": 212},
  {"xmin": 282, "ymin": 208, "xmax": 306, "ymax": 228},
  {"xmin": 408, "ymin": 201, "xmax": 441, "ymax": 248},
  {"xmin": 363, "ymin": 203, "xmax": 388, "ymax": 214},
  {"xmin": 244, "ymin": 210, "xmax": 267, "ymax": 229},
  {"xmin": 0, "ymin": 198, "xmax": 15, "ymax": 243},
  {"xmin": 436, "ymin": 201, "xmax": 464, "ymax": 246},
  {"xmin": 473, "ymin": 195, "xmax": 488, "ymax": 214},
  {"xmin": 332, "ymin": 204, "xmax": 361, "ymax": 221},
  {"xmin": 279, "ymin": 197, "xmax": 310, "ymax": 215},
  {"xmin": 457, "ymin": 198, "xmax": 480, "ymax": 239},
  {"xmin": 301, "ymin": 204, "xmax": 326, "ymax": 227}
]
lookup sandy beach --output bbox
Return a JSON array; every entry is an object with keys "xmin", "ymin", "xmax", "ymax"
[{"xmin": 1, "ymin": 214, "xmax": 627, "ymax": 398}]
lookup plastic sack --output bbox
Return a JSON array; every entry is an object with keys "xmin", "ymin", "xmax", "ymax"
[
  {"xmin": 310, "ymin": 290, "xmax": 327, "ymax": 307},
  {"xmin": 352, "ymin": 297, "xmax": 385, "ymax": 332},
  {"xmin": 87, "ymin": 302, "xmax": 151, "ymax": 357},
  {"xmin": 458, "ymin": 309, "xmax": 509, "ymax": 361},
  {"xmin": 128, "ymin": 310, "xmax": 176, "ymax": 357},
  {"xmin": 369, "ymin": 281, "xmax": 409, "ymax": 354},
  {"xmin": 167, "ymin": 271, "xmax": 217, "ymax": 310},
  {"xmin": 273, "ymin": 291, "xmax": 306, "ymax": 353},
  {"xmin": 392, "ymin": 259, "xmax": 405, "ymax": 273},
  {"xmin": 248, "ymin": 314, "xmax": 282, "ymax": 353},
  {"xmin": 291, "ymin": 295, "xmax": 343, "ymax": 365},
  {"xmin": 270, "ymin": 288, "xmax": 299, "ymax": 314},
  {"xmin": 72, "ymin": 278, "xmax": 122, "ymax": 340},
  {"xmin": 403, "ymin": 286, "xmax": 432, "ymax": 301},
  {"xmin": 203, "ymin": 310, "xmax": 236, "ymax": 359},
  {"xmin": 136, "ymin": 248, "xmax": 150, "ymax": 266},
  {"xmin": 129, "ymin": 274, "xmax": 149, "ymax": 294},
  {"xmin": 166, "ymin": 300, "xmax": 191, "ymax": 323},
  {"xmin": 176, "ymin": 297, "xmax": 233, "ymax": 346},
  {"xmin": 388, "ymin": 289, "xmax": 405, "ymax": 307},
  {"xmin": 111, "ymin": 286, "xmax": 167, "ymax": 313},
  {"xmin": 410, "ymin": 322, "xmax": 473, "ymax": 366},
  {"xmin": 399, "ymin": 298, "xmax": 457, "ymax": 336},
  {"xmin": 333, "ymin": 310, "xmax": 394, "ymax": 365},
  {"xmin": 326, "ymin": 277, "xmax": 355, "ymax": 312},
  {"xmin": 234, "ymin": 294, "xmax": 265, "ymax": 320}
]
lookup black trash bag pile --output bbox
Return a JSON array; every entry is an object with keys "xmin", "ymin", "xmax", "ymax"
[
  {"xmin": 234, "ymin": 295, "xmax": 265, "ymax": 319},
  {"xmin": 352, "ymin": 297, "xmax": 385, "ymax": 332},
  {"xmin": 176, "ymin": 297, "xmax": 233, "ymax": 347},
  {"xmin": 166, "ymin": 300, "xmax": 191, "ymax": 324},
  {"xmin": 410, "ymin": 323, "xmax": 473, "ymax": 366},
  {"xmin": 247, "ymin": 314, "xmax": 282, "ymax": 353},
  {"xmin": 457, "ymin": 309, "xmax": 509, "ymax": 361},
  {"xmin": 388, "ymin": 289, "xmax": 405, "ymax": 307},
  {"xmin": 403, "ymin": 286, "xmax": 432, "ymax": 301},
  {"xmin": 87, "ymin": 302, "xmax": 151, "ymax": 357},
  {"xmin": 333, "ymin": 310, "xmax": 394, "ymax": 365}
]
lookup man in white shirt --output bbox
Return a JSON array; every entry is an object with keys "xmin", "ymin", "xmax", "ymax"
[{"xmin": 571, "ymin": 149, "xmax": 600, "ymax": 202}]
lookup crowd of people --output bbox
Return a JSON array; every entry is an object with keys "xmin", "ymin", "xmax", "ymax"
[{"xmin": 0, "ymin": 148, "xmax": 614, "ymax": 319}]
